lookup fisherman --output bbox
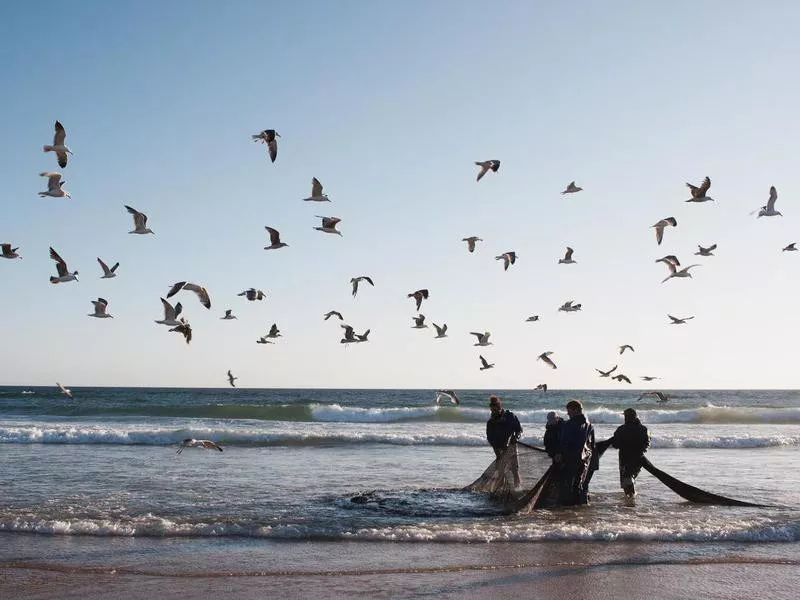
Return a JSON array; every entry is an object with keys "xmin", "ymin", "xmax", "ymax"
[
  {"xmin": 553, "ymin": 399, "xmax": 595, "ymax": 505},
  {"xmin": 610, "ymin": 408, "xmax": 650, "ymax": 497},
  {"xmin": 486, "ymin": 395, "xmax": 523, "ymax": 486},
  {"xmin": 543, "ymin": 411, "xmax": 563, "ymax": 458}
]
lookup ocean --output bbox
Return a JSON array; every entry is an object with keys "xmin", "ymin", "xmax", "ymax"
[{"xmin": 1, "ymin": 387, "xmax": 799, "ymax": 598}]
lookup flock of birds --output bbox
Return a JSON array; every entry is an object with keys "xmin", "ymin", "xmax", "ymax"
[{"xmin": 2, "ymin": 122, "xmax": 796, "ymax": 431}]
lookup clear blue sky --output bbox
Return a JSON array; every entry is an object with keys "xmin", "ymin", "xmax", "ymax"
[{"xmin": 2, "ymin": 1, "xmax": 800, "ymax": 388}]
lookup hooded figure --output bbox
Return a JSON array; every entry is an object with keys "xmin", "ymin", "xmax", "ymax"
[
  {"xmin": 611, "ymin": 408, "xmax": 651, "ymax": 497},
  {"xmin": 543, "ymin": 411, "xmax": 564, "ymax": 458}
]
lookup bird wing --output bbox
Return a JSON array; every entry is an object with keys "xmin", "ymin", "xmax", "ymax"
[
  {"xmin": 479, "ymin": 355, "xmax": 489, "ymax": 368},
  {"xmin": 311, "ymin": 177, "xmax": 323, "ymax": 197},
  {"xmin": 351, "ymin": 279, "xmax": 359, "ymax": 296},
  {"xmin": 564, "ymin": 247, "xmax": 573, "ymax": 261},
  {"xmin": 183, "ymin": 283, "xmax": 211, "ymax": 309},
  {"xmin": 475, "ymin": 162, "xmax": 490, "ymax": 181},
  {"xmin": 363, "ymin": 276, "xmax": 374, "ymax": 286},
  {"xmin": 167, "ymin": 281, "xmax": 186, "ymax": 299},
  {"xmin": 265, "ymin": 226, "xmax": 281, "ymax": 245},
  {"xmin": 125, "ymin": 205, "xmax": 147, "ymax": 229},
  {"xmin": 50, "ymin": 247, "xmax": 68, "ymax": 276},
  {"xmin": 686, "ymin": 181, "xmax": 700, "ymax": 198},
  {"xmin": 47, "ymin": 172, "xmax": 63, "ymax": 191},
  {"xmin": 267, "ymin": 139, "xmax": 278, "ymax": 162},
  {"xmin": 160, "ymin": 297, "xmax": 177, "ymax": 320},
  {"xmin": 767, "ymin": 186, "xmax": 778, "ymax": 211},
  {"xmin": 469, "ymin": 332, "xmax": 484, "ymax": 340},
  {"xmin": 201, "ymin": 440, "xmax": 223, "ymax": 452},
  {"xmin": 269, "ymin": 323, "xmax": 279, "ymax": 336},
  {"xmin": 699, "ymin": 176, "xmax": 711, "ymax": 195},
  {"xmin": 97, "ymin": 257, "xmax": 111, "ymax": 275},
  {"xmin": 53, "ymin": 121, "xmax": 67, "ymax": 146}
]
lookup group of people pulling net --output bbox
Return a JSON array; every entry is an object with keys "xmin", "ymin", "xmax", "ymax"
[{"xmin": 466, "ymin": 396, "xmax": 763, "ymax": 514}]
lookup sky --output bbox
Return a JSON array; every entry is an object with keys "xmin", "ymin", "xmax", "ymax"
[{"xmin": 2, "ymin": 1, "xmax": 800, "ymax": 389}]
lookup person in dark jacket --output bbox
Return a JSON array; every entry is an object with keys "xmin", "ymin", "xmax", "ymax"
[
  {"xmin": 543, "ymin": 411, "xmax": 563, "ymax": 458},
  {"xmin": 486, "ymin": 395, "xmax": 523, "ymax": 485},
  {"xmin": 611, "ymin": 408, "xmax": 650, "ymax": 497},
  {"xmin": 554, "ymin": 399, "xmax": 595, "ymax": 505}
]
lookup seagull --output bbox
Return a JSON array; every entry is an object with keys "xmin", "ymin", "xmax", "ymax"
[
  {"xmin": 686, "ymin": 176, "xmax": 714, "ymax": 202},
  {"xmin": 475, "ymin": 160, "xmax": 500, "ymax": 181},
  {"xmin": 596, "ymin": 365, "xmax": 618, "ymax": 378},
  {"xmin": 38, "ymin": 172, "xmax": 70, "ymax": 198},
  {"xmin": 656, "ymin": 255, "xmax": 681, "ymax": 267},
  {"xmin": 265, "ymin": 323, "xmax": 281, "ymax": 338},
  {"xmin": 435, "ymin": 389, "xmax": 460, "ymax": 406},
  {"xmin": 653, "ymin": 217, "xmax": 677, "ymax": 245},
  {"xmin": 302, "ymin": 177, "xmax": 330, "ymax": 202},
  {"xmin": 782, "ymin": 243, "xmax": 797, "ymax": 252},
  {"xmin": 227, "ymin": 370, "xmax": 237, "ymax": 387},
  {"xmin": 221, "ymin": 309, "xmax": 237, "ymax": 320},
  {"xmin": 88, "ymin": 297, "xmax": 113, "ymax": 318},
  {"xmin": 558, "ymin": 300, "xmax": 582, "ymax": 312},
  {"xmin": 124, "ymin": 205, "xmax": 154, "ymax": 234},
  {"xmin": 756, "ymin": 186, "xmax": 782, "ymax": 217},
  {"xmin": 97, "ymin": 257, "xmax": 119, "ymax": 278},
  {"xmin": 641, "ymin": 376, "xmax": 659, "ymax": 381},
  {"xmin": 57, "ymin": 382, "xmax": 73, "ymax": 399},
  {"xmin": 252, "ymin": 129, "xmax": 280, "ymax": 163},
  {"xmin": 49, "ymin": 247, "xmax": 78, "ymax": 283},
  {"xmin": 351, "ymin": 276, "xmax": 374, "ymax": 297},
  {"xmin": 496, "ymin": 251, "xmax": 517, "ymax": 271},
  {"xmin": 538, "ymin": 351, "xmax": 557, "ymax": 369},
  {"xmin": 314, "ymin": 216, "xmax": 342, "ymax": 236},
  {"xmin": 558, "ymin": 247, "xmax": 576, "ymax": 264},
  {"xmin": 534, "ymin": 383, "xmax": 548, "ymax": 392},
  {"xmin": 43, "ymin": 121, "xmax": 72, "ymax": 168},
  {"xmin": 340, "ymin": 324, "xmax": 370, "ymax": 344},
  {"xmin": 412, "ymin": 314, "xmax": 428, "ymax": 329},
  {"xmin": 470, "ymin": 331, "xmax": 492, "ymax": 346},
  {"xmin": 525, "ymin": 315, "xmax": 539, "ymax": 322},
  {"xmin": 169, "ymin": 318, "xmax": 192, "ymax": 344},
  {"xmin": 408, "ymin": 289, "xmax": 429, "ymax": 311},
  {"xmin": 324, "ymin": 310, "xmax": 343, "ymax": 321},
  {"xmin": 661, "ymin": 262, "xmax": 701, "ymax": 284},
  {"xmin": 1, "ymin": 244, "xmax": 21, "ymax": 259},
  {"xmin": 695, "ymin": 244, "xmax": 717, "ymax": 257},
  {"xmin": 177, "ymin": 438, "xmax": 223, "ymax": 454},
  {"xmin": 561, "ymin": 181, "xmax": 583, "ymax": 194},
  {"xmin": 238, "ymin": 288, "xmax": 265, "ymax": 301},
  {"xmin": 479, "ymin": 355, "xmax": 494, "ymax": 370},
  {"xmin": 613, "ymin": 374, "xmax": 632, "ymax": 384},
  {"xmin": 433, "ymin": 323, "xmax": 447, "ymax": 338},
  {"xmin": 462, "ymin": 236, "xmax": 483, "ymax": 253},
  {"xmin": 668, "ymin": 314, "xmax": 694, "ymax": 325},
  {"xmin": 638, "ymin": 391, "xmax": 670, "ymax": 403},
  {"xmin": 256, "ymin": 336, "xmax": 274, "ymax": 344},
  {"xmin": 264, "ymin": 226, "xmax": 288, "ymax": 250},
  {"xmin": 155, "ymin": 297, "xmax": 183, "ymax": 326},
  {"xmin": 168, "ymin": 282, "xmax": 211, "ymax": 309},
  {"xmin": 619, "ymin": 345, "xmax": 634, "ymax": 355}
]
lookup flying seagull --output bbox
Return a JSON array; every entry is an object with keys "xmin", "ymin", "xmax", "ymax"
[
  {"xmin": 167, "ymin": 282, "xmax": 211, "ymax": 309},
  {"xmin": 43, "ymin": 121, "xmax": 73, "ymax": 168},
  {"xmin": 596, "ymin": 365, "xmax": 618, "ymax": 378},
  {"xmin": 479, "ymin": 355, "xmax": 494, "ymax": 370},
  {"xmin": 177, "ymin": 438, "xmax": 223, "ymax": 454},
  {"xmin": 525, "ymin": 315, "xmax": 540, "ymax": 322},
  {"xmin": 49, "ymin": 247, "xmax": 78, "ymax": 283},
  {"xmin": 496, "ymin": 251, "xmax": 517, "ymax": 271},
  {"xmin": 412, "ymin": 314, "xmax": 428, "ymax": 329},
  {"xmin": 265, "ymin": 323, "xmax": 281, "ymax": 339},
  {"xmin": 340, "ymin": 324, "xmax": 370, "ymax": 344},
  {"xmin": 782, "ymin": 243, "xmax": 797, "ymax": 252},
  {"xmin": 561, "ymin": 181, "xmax": 583, "ymax": 194},
  {"xmin": 314, "ymin": 216, "xmax": 342, "ymax": 236},
  {"xmin": 155, "ymin": 298, "xmax": 183, "ymax": 326},
  {"xmin": 756, "ymin": 186, "xmax": 782, "ymax": 217},
  {"xmin": 124, "ymin": 205, "xmax": 154, "ymax": 234},
  {"xmin": 435, "ymin": 390, "xmax": 460, "ymax": 406},
  {"xmin": 351, "ymin": 276, "xmax": 374, "ymax": 297},
  {"xmin": 668, "ymin": 314, "xmax": 694, "ymax": 325},
  {"xmin": 652, "ymin": 217, "xmax": 677, "ymax": 245},
  {"xmin": 656, "ymin": 255, "xmax": 680, "ymax": 267},
  {"xmin": 221, "ymin": 309, "xmax": 237, "ymax": 320},
  {"xmin": 57, "ymin": 382, "xmax": 73, "ymax": 398},
  {"xmin": 638, "ymin": 391, "xmax": 670, "ymax": 403},
  {"xmin": 303, "ymin": 177, "xmax": 330, "ymax": 202},
  {"xmin": 88, "ymin": 297, "xmax": 113, "ymax": 318},
  {"xmin": 1, "ymin": 244, "xmax": 21, "ymax": 259},
  {"xmin": 227, "ymin": 370, "xmax": 237, "ymax": 387},
  {"xmin": 558, "ymin": 300, "xmax": 582, "ymax": 312},
  {"xmin": 238, "ymin": 288, "xmax": 265, "ymax": 301},
  {"xmin": 619, "ymin": 345, "xmax": 634, "ymax": 355},
  {"xmin": 534, "ymin": 383, "xmax": 548, "ymax": 392},
  {"xmin": 252, "ymin": 129, "xmax": 280, "ymax": 163},
  {"xmin": 695, "ymin": 244, "xmax": 717, "ymax": 257},
  {"xmin": 661, "ymin": 262, "xmax": 700, "ymax": 284},
  {"xmin": 433, "ymin": 323, "xmax": 447, "ymax": 338},
  {"xmin": 470, "ymin": 331, "xmax": 492, "ymax": 346},
  {"xmin": 324, "ymin": 310, "xmax": 343, "ymax": 321},
  {"xmin": 538, "ymin": 351, "xmax": 557, "ymax": 369},
  {"xmin": 97, "ymin": 257, "xmax": 119, "ymax": 278},
  {"xmin": 38, "ymin": 172, "xmax": 70, "ymax": 198},
  {"xmin": 462, "ymin": 236, "xmax": 483, "ymax": 253},
  {"xmin": 169, "ymin": 318, "xmax": 192, "ymax": 344},
  {"xmin": 641, "ymin": 376, "xmax": 659, "ymax": 381},
  {"xmin": 408, "ymin": 289, "xmax": 429, "ymax": 311},
  {"xmin": 264, "ymin": 226, "xmax": 288, "ymax": 250},
  {"xmin": 256, "ymin": 336, "xmax": 274, "ymax": 344},
  {"xmin": 686, "ymin": 176, "xmax": 714, "ymax": 202},
  {"xmin": 613, "ymin": 374, "xmax": 632, "ymax": 384},
  {"xmin": 558, "ymin": 247, "xmax": 576, "ymax": 264},
  {"xmin": 475, "ymin": 160, "xmax": 500, "ymax": 182}
]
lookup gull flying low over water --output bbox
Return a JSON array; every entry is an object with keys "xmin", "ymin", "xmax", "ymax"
[
  {"xmin": 475, "ymin": 160, "xmax": 500, "ymax": 182},
  {"xmin": 221, "ymin": 309, "xmax": 237, "ymax": 320},
  {"xmin": 1, "ymin": 244, "xmax": 21, "ymax": 259},
  {"xmin": 653, "ymin": 217, "xmax": 677, "ymax": 245},
  {"xmin": 252, "ymin": 129, "xmax": 280, "ymax": 163},
  {"xmin": 558, "ymin": 300, "xmax": 582, "ymax": 312},
  {"xmin": 324, "ymin": 310, "xmax": 343, "ymax": 321},
  {"xmin": 227, "ymin": 370, "xmax": 237, "ymax": 387},
  {"xmin": 535, "ymin": 383, "xmax": 548, "ymax": 392},
  {"xmin": 314, "ymin": 216, "xmax": 342, "ymax": 236},
  {"xmin": 97, "ymin": 257, "xmax": 119, "ymax": 278},
  {"xmin": 538, "ymin": 352, "xmax": 557, "ymax": 370},
  {"xmin": 596, "ymin": 365, "xmax": 618, "ymax": 378},
  {"xmin": 479, "ymin": 355, "xmax": 494, "ymax": 370},
  {"xmin": 264, "ymin": 227, "xmax": 288, "ymax": 250},
  {"xmin": 124, "ymin": 205, "xmax": 154, "ymax": 234},
  {"xmin": 471, "ymin": 331, "xmax": 492, "ymax": 346},
  {"xmin": 155, "ymin": 298, "xmax": 183, "ymax": 326},
  {"xmin": 561, "ymin": 181, "xmax": 583, "ymax": 194},
  {"xmin": 686, "ymin": 177, "xmax": 714, "ymax": 202},
  {"xmin": 668, "ymin": 314, "xmax": 694, "ymax": 325},
  {"xmin": 435, "ymin": 390, "xmax": 460, "ymax": 406},
  {"xmin": 238, "ymin": 288, "xmax": 265, "ymax": 301},
  {"xmin": 462, "ymin": 236, "xmax": 483, "ymax": 253},
  {"xmin": 496, "ymin": 251, "xmax": 517, "ymax": 271},
  {"xmin": 695, "ymin": 244, "xmax": 717, "ymax": 257},
  {"xmin": 177, "ymin": 438, "xmax": 223, "ymax": 454},
  {"xmin": 433, "ymin": 323, "xmax": 447, "ymax": 338},
  {"xmin": 756, "ymin": 186, "xmax": 782, "ymax": 217},
  {"xmin": 638, "ymin": 391, "xmax": 670, "ymax": 403},
  {"xmin": 619, "ymin": 345, "xmax": 634, "ymax": 355},
  {"xmin": 661, "ymin": 262, "xmax": 700, "ymax": 284},
  {"xmin": 43, "ymin": 121, "xmax": 73, "ymax": 168},
  {"xmin": 782, "ymin": 243, "xmax": 797, "ymax": 252},
  {"xmin": 613, "ymin": 374, "xmax": 632, "ymax": 384},
  {"xmin": 88, "ymin": 297, "xmax": 113, "ymax": 318},
  {"xmin": 169, "ymin": 318, "xmax": 192, "ymax": 344},
  {"xmin": 167, "ymin": 282, "xmax": 211, "ymax": 309},
  {"xmin": 39, "ymin": 172, "xmax": 70, "ymax": 198},
  {"xmin": 408, "ymin": 289, "xmax": 429, "ymax": 311},
  {"xmin": 303, "ymin": 177, "xmax": 330, "ymax": 202},
  {"xmin": 558, "ymin": 247, "xmax": 576, "ymax": 264},
  {"xmin": 412, "ymin": 314, "xmax": 428, "ymax": 329},
  {"xmin": 49, "ymin": 247, "xmax": 78, "ymax": 283},
  {"xmin": 57, "ymin": 382, "xmax": 73, "ymax": 398},
  {"xmin": 351, "ymin": 276, "xmax": 374, "ymax": 297},
  {"xmin": 641, "ymin": 376, "xmax": 659, "ymax": 382}
]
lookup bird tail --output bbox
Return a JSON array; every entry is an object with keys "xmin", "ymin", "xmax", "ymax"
[{"xmin": 43, "ymin": 145, "xmax": 54, "ymax": 152}]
